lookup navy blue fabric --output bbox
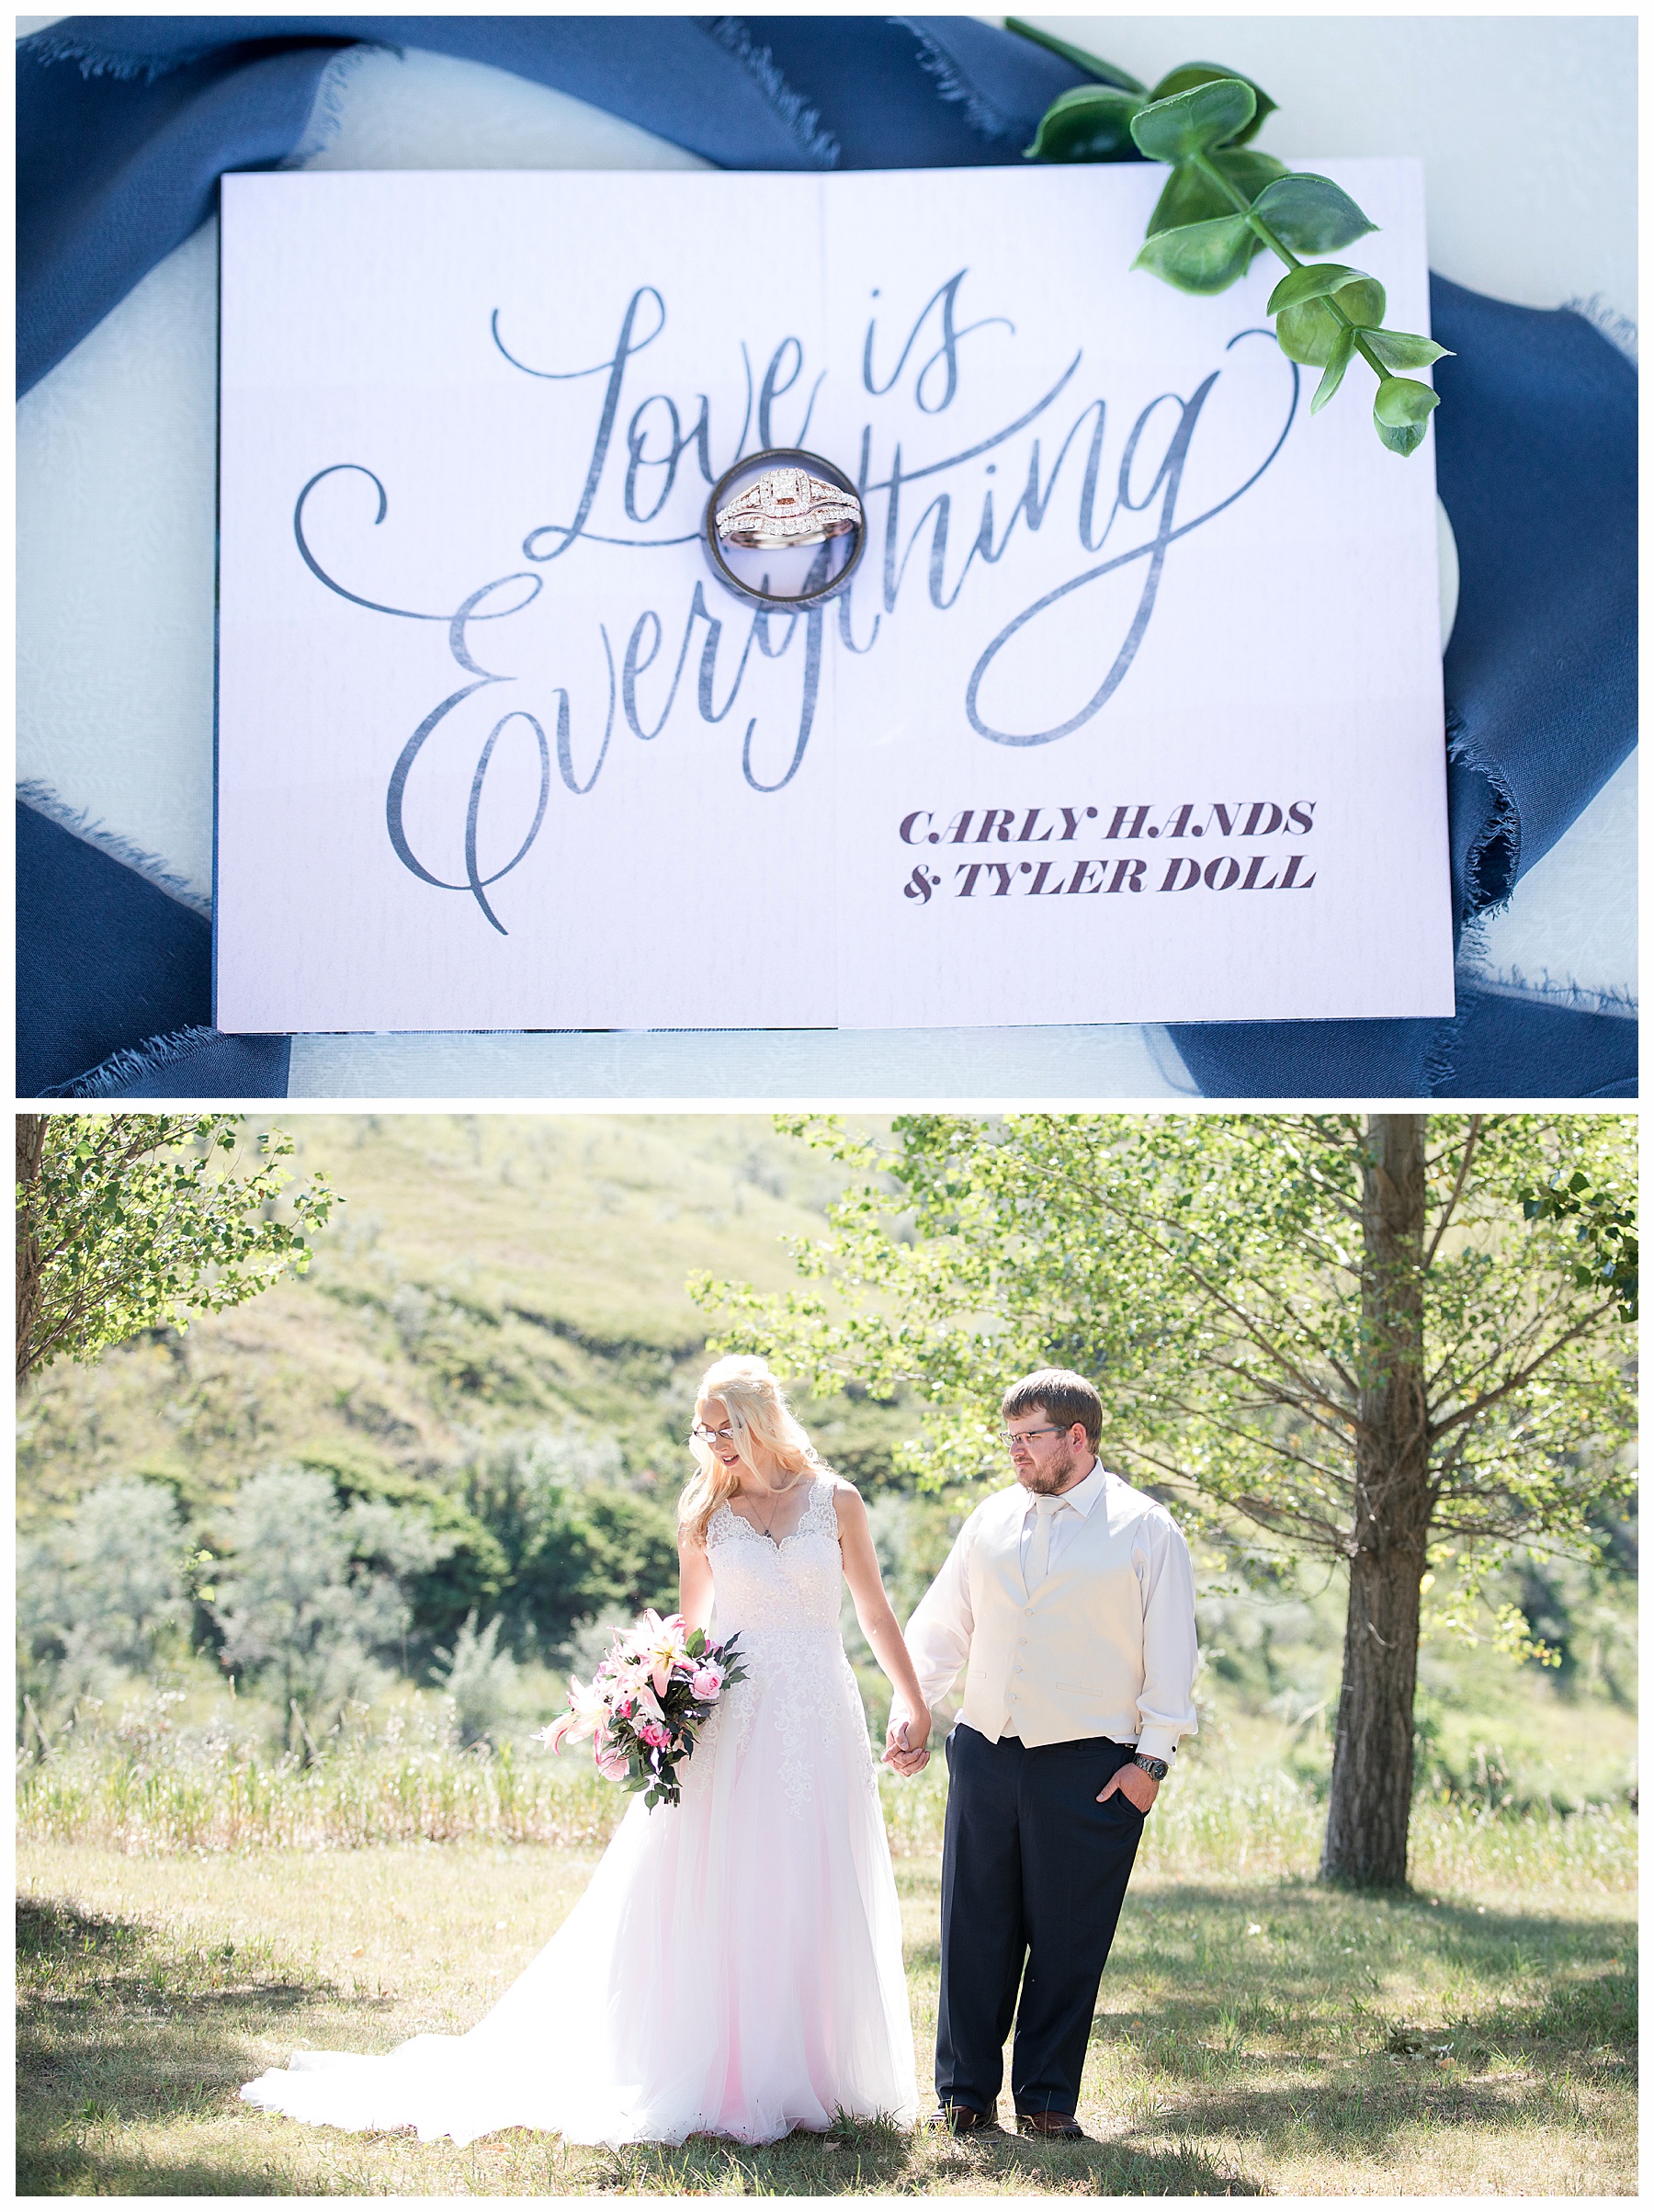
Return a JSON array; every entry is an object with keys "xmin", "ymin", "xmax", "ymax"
[
  {"xmin": 17, "ymin": 15, "xmax": 1089, "ymax": 395},
  {"xmin": 1169, "ymin": 276, "xmax": 1637, "ymax": 1099},
  {"xmin": 18, "ymin": 36, "xmax": 339, "ymax": 400},
  {"xmin": 17, "ymin": 804, "xmax": 289, "ymax": 1098},
  {"xmin": 1166, "ymin": 985, "xmax": 1637, "ymax": 1103},
  {"xmin": 1434, "ymin": 278, "xmax": 1637, "ymax": 913},
  {"xmin": 1431, "ymin": 986, "xmax": 1637, "ymax": 1101},
  {"xmin": 15, "ymin": 17, "xmax": 1637, "ymax": 1098},
  {"xmin": 86, "ymin": 1028, "xmax": 296, "ymax": 1098},
  {"xmin": 937, "ymin": 1724, "xmax": 1142, "ymax": 2116}
]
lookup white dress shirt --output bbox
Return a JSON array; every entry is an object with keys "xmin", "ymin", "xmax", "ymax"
[{"xmin": 900, "ymin": 1460, "xmax": 1199, "ymax": 1762}]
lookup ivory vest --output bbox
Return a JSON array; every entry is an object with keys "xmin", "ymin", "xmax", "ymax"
[{"xmin": 957, "ymin": 1475, "xmax": 1170, "ymax": 1749}]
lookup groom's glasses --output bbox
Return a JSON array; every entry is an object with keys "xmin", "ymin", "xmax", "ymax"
[{"xmin": 1002, "ymin": 1424, "xmax": 1062, "ymax": 1454}]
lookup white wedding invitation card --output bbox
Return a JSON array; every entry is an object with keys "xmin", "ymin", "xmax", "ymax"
[{"xmin": 216, "ymin": 164, "xmax": 1453, "ymax": 1032}]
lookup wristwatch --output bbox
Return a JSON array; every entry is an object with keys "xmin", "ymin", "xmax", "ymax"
[{"xmin": 1132, "ymin": 1753, "xmax": 1170, "ymax": 1782}]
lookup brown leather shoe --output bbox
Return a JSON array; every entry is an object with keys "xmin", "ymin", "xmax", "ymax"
[
  {"xmin": 929, "ymin": 2102, "xmax": 1003, "ymax": 2134},
  {"xmin": 1016, "ymin": 2110, "xmax": 1085, "ymax": 2138}
]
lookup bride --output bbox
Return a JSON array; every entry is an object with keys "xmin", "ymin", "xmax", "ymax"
[{"xmin": 241, "ymin": 1355, "xmax": 931, "ymax": 2146}]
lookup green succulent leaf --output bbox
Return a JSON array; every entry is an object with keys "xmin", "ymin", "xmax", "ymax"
[
  {"xmin": 1025, "ymin": 83, "xmax": 1144, "ymax": 163},
  {"xmin": 1133, "ymin": 214, "xmax": 1258, "ymax": 295},
  {"xmin": 1266, "ymin": 262, "xmax": 1385, "ymax": 323},
  {"xmin": 1310, "ymin": 327, "xmax": 1356, "ymax": 414},
  {"xmin": 1249, "ymin": 173, "xmax": 1377, "ymax": 255},
  {"xmin": 1274, "ymin": 297, "xmax": 1347, "ymax": 368},
  {"xmin": 1145, "ymin": 62, "xmax": 1277, "ymax": 145},
  {"xmin": 1333, "ymin": 278, "xmax": 1386, "ymax": 330},
  {"xmin": 1004, "ymin": 17, "xmax": 1145, "ymax": 94},
  {"xmin": 1373, "ymin": 375, "xmax": 1441, "ymax": 456},
  {"xmin": 1146, "ymin": 147, "xmax": 1288, "ymax": 234},
  {"xmin": 1130, "ymin": 77, "xmax": 1257, "ymax": 164},
  {"xmin": 1364, "ymin": 327, "xmax": 1454, "ymax": 373}
]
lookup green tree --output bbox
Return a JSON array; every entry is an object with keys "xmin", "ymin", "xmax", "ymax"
[
  {"xmin": 433, "ymin": 1613, "xmax": 522, "ymax": 1747},
  {"xmin": 694, "ymin": 1113, "xmax": 1635, "ymax": 1888},
  {"xmin": 16, "ymin": 1114, "xmax": 335, "ymax": 1385},
  {"xmin": 461, "ymin": 1430, "xmax": 682, "ymax": 1657},
  {"xmin": 18, "ymin": 1478, "xmax": 192, "ymax": 1718},
  {"xmin": 210, "ymin": 1467, "xmax": 454, "ymax": 1745},
  {"xmin": 513, "ymin": 1486, "xmax": 682, "ymax": 1646},
  {"xmin": 293, "ymin": 1450, "xmax": 510, "ymax": 1665}
]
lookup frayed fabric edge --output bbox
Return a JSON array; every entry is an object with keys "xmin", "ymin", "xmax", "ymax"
[
  {"xmin": 40, "ymin": 1026, "xmax": 223, "ymax": 1100},
  {"xmin": 20, "ymin": 29, "xmax": 220, "ymax": 84},
  {"xmin": 1457, "ymin": 972, "xmax": 1637, "ymax": 1020},
  {"xmin": 1456, "ymin": 906, "xmax": 1636, "ymax": 1020},
  {"xmin": 1564, "ymin": 294, "xmax": 1637, "ymax": 367},
  {"xmin": 1422, "ymin": 963, "xmax": 1637, "ymax": 1096},
  {"xmin": 702, "ymin": 17, "xmax": 841, "ymax": 167},
  {"xmin": 895, "ymin": 17, "xmax": 1022, "ymax": 145},
  {"xmin": 282, "ymin": 41, "xmax": 389, "ymax": 168},
  {"xmin": 17, "ymin": 781, "xmax": 212, "ymax": 920},
  {"xmin": 1420, "ymin": 998, "xmax": 1468, "ymax": 1096},
  {"xmin": 1444, "ymin": 707, "xmax": 1522, "ymax": 920}
]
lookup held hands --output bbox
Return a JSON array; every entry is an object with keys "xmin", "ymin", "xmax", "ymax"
[
  {"xmin": 883, "ymin": 1707, "xmax": 932, "ymax": 1778},
  {"xmin": 1097, "ymin": 1759, "xmax": 1160, "ymax": 1813}
]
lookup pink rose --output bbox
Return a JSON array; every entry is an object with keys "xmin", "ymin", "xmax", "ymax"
[
  {"xmin": 690, "ymin": 1666, "xmax": 723, "ymax": 1700},
  {"xmin": 595, "ymin": 1745, "xmax": 630, "ymax": 1780},
  {"xmin": 639, "ymin": 1722, "xmax": 672, "ymax": 1750}
]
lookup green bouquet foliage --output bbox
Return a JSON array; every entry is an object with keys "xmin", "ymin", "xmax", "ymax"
[{"xmin": 1013, "ymin": 20, "xmax": 1450, "ymax": 456}]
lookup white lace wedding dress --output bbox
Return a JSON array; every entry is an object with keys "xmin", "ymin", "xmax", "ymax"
[{"xmin": 240, "ymin": 1473, "xmax": 918, "ymax": 2146}]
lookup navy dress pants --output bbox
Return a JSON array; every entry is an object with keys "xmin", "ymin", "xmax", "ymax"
[{"xmin": 936, "ymin": 1723, "xmax": 1144, "ymax": 2116}]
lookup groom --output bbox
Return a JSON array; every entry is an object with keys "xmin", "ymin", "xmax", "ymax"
[{"xmin": 886, "ymin": 1367, "xmax": 1198, "ymax": 2138}]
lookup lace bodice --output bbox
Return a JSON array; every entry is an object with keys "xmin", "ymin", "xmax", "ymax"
[
  {"xmin": 706, "ymin": 1472, "xmax": 844, "ymax": 1632},
  {"xmin": 701, "ymin": 1471, "xmax": 864, "ymax": 1821}
]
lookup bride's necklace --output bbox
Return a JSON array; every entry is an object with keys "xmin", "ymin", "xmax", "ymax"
[{"xmin": 740, "ymin": 1469, "xmax": 802, "ymax": 1540}]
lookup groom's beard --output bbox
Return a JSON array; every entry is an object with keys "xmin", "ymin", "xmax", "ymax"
[{"xmin": 1018, "ymin": 1441, "xmax": 1083, "ymax": 1495}]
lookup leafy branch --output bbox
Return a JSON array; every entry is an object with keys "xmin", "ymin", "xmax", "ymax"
[
  {"xmin": 15, "ymin": 1114, "xmax": 337, "ymax": 1384},
  {"xmin": 1521, "ymin": 1168, "xmax": 1638, "ymax": 1322},
  {"xmin": 1011, "ymin": 22, "xmax": 1451, "ymax": 456}
]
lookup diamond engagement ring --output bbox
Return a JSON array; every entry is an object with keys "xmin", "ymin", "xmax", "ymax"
[
  {"xmin": 703, "ymin": 447, "xmax": 867, "ymax": 611},
  {"xmin": 714, "ymin": 465, "xmax": 862, "ymax": 550}
]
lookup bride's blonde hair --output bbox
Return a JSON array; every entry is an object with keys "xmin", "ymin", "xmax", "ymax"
[{"xmin": 678, "ymin": 1355, "xmax": 822, "ymax": 1546}]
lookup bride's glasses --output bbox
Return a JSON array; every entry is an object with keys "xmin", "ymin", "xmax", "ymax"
[{"xmin": 693, "ymin": 1421, "xmax": 737, "ymax": 1446}]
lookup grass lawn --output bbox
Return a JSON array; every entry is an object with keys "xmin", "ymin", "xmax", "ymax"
[{"xmin": 17, "ymin": 1823, "xmax": 1635, "ymax": 2196}]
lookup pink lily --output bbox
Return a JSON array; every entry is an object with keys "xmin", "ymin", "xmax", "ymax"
[
  {"xmin": 538, "ymin": 1672, "xmax": 611, "ymax": 1755},
  {"xmin": 636, "ymin": 1608, "xmax": 691, "ymax": 1699}
]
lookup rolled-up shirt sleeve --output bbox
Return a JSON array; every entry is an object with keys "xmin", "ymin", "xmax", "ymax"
[
  {"xmin": 896, "ymin": 1510, "xmax": 980, "ymax": 1721},
  {"xmin": 1132, "ymin": 1509, "xmax": 1200, "ymax": 1763}
]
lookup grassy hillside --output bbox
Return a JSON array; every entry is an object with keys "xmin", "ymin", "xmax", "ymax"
[
  {"xmin": 17, "ymin": 1112, "xmax": 1637, "ymax": 1815},
  {"xmin": 17, "ymin": 1114, "xmax": 902, "ymax": 1529}
]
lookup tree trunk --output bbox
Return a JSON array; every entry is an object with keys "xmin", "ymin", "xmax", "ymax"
[
  {"xmin": 16, "ymin": 1114, "xmax": 47, "ymax": 1387},
  {"xmin": 1321, "ymin": 1114, "xmax": 1433, "ymax": 1888}
]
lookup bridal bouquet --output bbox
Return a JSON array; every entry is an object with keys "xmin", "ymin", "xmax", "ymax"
[{"xmin": 540, "ymin": 1610, "xmax": 747, "ymax": 1809}]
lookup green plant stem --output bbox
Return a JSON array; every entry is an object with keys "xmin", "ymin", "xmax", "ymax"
[{"xmin": 1193, "ymin": 150, "xmax": 1388, "ymax": 383}]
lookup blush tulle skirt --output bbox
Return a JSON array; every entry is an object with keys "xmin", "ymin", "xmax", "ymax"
[{"xmin": 239, "ymin": 1628, "xmax": 919, "ymax": 2147}]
